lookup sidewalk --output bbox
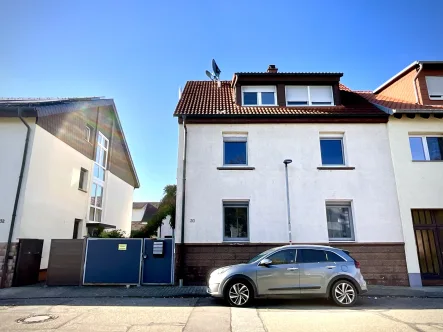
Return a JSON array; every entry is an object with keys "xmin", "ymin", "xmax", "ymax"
[{"xmin": 0, "ymin": 284, "xmax": 442, "ymax": 300}]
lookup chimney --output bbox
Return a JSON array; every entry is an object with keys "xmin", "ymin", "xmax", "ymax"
[{"xmin": 267, "ymin": 64, "xmax": 278, "ymax": 73}]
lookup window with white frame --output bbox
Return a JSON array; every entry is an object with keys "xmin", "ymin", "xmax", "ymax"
[
  {"xmin": 242, "ymin": 86, "xmax": 276, "ymax": 106},
  {"xmin": 326, "ymin": 202, "xmax": 354, "ymax": 241},
  {"xmin": 286, "ymin": 86, "xmax": 334, "ymax": 106},
  {"xmin": 223, "ymin": 135, "xmax": 248, "ymax": 165},
  {"xmin": 89, "ymin": 132, "xmax": 109, "ymax": 222},
  {"xmin": 320, "ymin": 134, "xmax": 345, "ymax": 165},
  {"xmin": 223, "ymin": 201, "xmax": 249, "ymax": 241},
  {"xmin": 425, "ymin": 76, "xmax": 443, "ymax": 100},
  {"xmin": 78, "ymin": 167, "xmax": 88, "ymax": 191},
  {"xmin": 409, "ymin": 135, "xmax": 443, "ymax": 161},
  {"xmin": 85, "ymin": 125, "xmax": 93, "ymax": 143}
]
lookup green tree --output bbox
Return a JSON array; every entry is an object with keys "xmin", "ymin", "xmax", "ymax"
[
  {"xmin": 99, "ymin": 229, "xmax": 126, "ymax": 238},
  {"xmin": 131, "ymin": 184, "xmax": 176, "ymax": 238}
]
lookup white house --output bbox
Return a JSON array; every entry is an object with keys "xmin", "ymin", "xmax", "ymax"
[
  {"xmin": 359, "ymin": 61, "xmax": 443, "ymax": 287},
  {"xmin": 173, "ymin": 65, "xmax": 407, "ymax": 286},
  {"xmin": 0, "ymin": 98, "xmax": 139, "ymax": 287},
  {"xmin": 132, "ymin": 202, "xmax": 173, "ymax": 238}
]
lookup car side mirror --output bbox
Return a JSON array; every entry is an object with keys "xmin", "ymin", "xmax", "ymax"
[{"xmin": 259, "ymin": 258, "xmax": 272, "ymax": 266}]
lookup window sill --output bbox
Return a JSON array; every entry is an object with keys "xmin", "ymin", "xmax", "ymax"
[
  {"xmin": 78, "ymin": 188, "xmax": 88, "ymax": 193},
  {"xmin": 217, "ymin": 166, "xmax": 255, "ymax": 170},
  {"xmin": 317, "ymin": 166, "xmax": 355, "ymax": 170},
  {"xmin": 412, "ymin": 160, "xmax": 443, "ymax": 162}
]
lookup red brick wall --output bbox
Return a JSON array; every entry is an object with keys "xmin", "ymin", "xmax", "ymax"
[
  {"xmin": 377, "ymin": 68, "xmax": 418, "ymax": 103},
  {"xmin": 0, "ymin": 243, "xmax": 18, "ymax": 288},
  {"xmin": 175, "ymin": 242, "xmax": 408, "ymax": 286},
  {"xmin": 417, "ymin": 69, "xmax": 443, "ymax": 105}
]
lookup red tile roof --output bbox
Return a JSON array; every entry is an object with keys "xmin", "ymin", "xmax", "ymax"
[
  {"xmin": 174, "ymin": 81, "xmax": 385, "ymax": 117},
  {"xmin": 357, "ymin": 91, "xmax": 443, "ymax": 113}
]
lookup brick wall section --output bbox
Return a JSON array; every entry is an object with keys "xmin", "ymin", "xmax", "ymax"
[
  {"xmin": 38, "ymin": 105, "xmax": 137, "ymax": 187},
  {"xmin": 377, "ymin": 68, "xmax": 418, "ymax": 103},
  {"xmin": 417, "ymin": 69, "xmax": 443, "ymax": 105},
  {"xmin": 175, "ymin": 243, "xmax": 408, "ymax": 286},
  {"xmin": 0, "ymin": 243, "xmax": 18, "ymax": 288}
]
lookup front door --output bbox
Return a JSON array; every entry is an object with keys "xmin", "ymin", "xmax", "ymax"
[
  {"xmin": 298, "ymin": 249, "xmax": 338, "ymax": 294},
  {"xmin": 142, "ymin": 238, "xmax": 173, "ymax": 284},
  {"xmin": 256, "ymin": 248, "xmax": 300, "ymax": 295},
  {"xmin": 412, "ymin": 210, "xmax": 443, "ymax": 285}
]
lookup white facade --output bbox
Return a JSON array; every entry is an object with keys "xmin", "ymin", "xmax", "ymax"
[
  {"xmin": 132, "ymin": 205, "xmax": 147, "ymax": 222},
  {"xmin": 0, "ymin": 119, "xmax": 135, "ymax": 269},
  {"xmin": 387, "ymin": 117, "xmax": 443, "ymax": 286},
  {"xmin": 158, "ymin": 216, "xmax": 173, "ymax": 238},
  {"xmin": 175, "ymin": 123, "xmax": 403, "ymax": 245}
]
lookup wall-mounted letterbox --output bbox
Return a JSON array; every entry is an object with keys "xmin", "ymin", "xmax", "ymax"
[{"xmin": 153, "ymin": 241, "xmax": 164, "ymax": 257}]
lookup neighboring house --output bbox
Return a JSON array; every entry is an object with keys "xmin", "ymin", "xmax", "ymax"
[
  {"xmin": 173, "ymin": 65, "xmax": 406, "ymax": 286},
  {"xmin": 132, "ymin": 202, "xmax": 173, "ymax": 238},
  {"xmin": 0, "ymin": 97, "xmax": 139, "ymax": 285},
  {"xmin": 358, "ymin": 61, "xmax": 443, "ymax": 286}
]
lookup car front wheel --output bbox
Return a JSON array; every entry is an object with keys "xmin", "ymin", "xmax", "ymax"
[
  {"xmin": 331, "ymin": 280, "xmax": 357, "ymax": 307},
  {"xmin": 225, "ymin": 281, "xmax": 253, "ymax": 307}
]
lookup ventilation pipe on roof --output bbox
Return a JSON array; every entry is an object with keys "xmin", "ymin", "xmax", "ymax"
[
  {"xmin": 1, "ymin": 108, "xmax": 31, "ymax": 288},
  {"xmin": 267, "ymin": 64, "xmax": 278, "ymax": 73},
  {"xmin": 217, "ymin": 80, "xmax": 221, "ymax": 88},
  {"xmin": 413, "ymin": 62, "xmax": 424, "ymax": 104},
  {"xmin": 178, "ymin": 87, "xmax": 182, "ymax": 100}
]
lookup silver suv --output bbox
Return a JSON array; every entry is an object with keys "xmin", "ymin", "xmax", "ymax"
[{"xmin": 207, "ymin": 245, "xmax": 367, "ymax": 307}]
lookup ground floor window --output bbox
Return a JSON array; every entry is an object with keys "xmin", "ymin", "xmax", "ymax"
[
  {"xmin": 223, "ymin": 201, "xmax": 249, "ymax": 241},
  {"xmin": 326, "ymin": 202, "xmax": 354, "ymax": 241}
]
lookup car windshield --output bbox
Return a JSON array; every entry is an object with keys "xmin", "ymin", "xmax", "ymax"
[{"xmin": 247, "ymin": 248, "xmax": 276, "ymax": 263}]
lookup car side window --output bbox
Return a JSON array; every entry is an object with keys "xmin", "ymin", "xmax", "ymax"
[
  {"xmin": 298, "ymin": 249, "xmax": 328, "ymax": 263},
  {"xmin": 326, "ymin": 251, "xmax": 346, "ymax": 262},
  {"xmin": 267, "ymin": 249, "xmax": 296, "ymax": 265}
]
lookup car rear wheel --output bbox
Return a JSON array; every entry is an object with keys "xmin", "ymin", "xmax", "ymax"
[
  {"xmin": 225, "ymin": 280, "xmax": 253, "ymax": 307},
  {"xmin": 331, "ymin": 280, "xmax": 357, "ymax": 307}
]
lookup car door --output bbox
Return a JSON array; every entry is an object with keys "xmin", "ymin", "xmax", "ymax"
[
  {"xmin": 256, "ymin": 249, "xmax": 300, "ymax": 295},
  {"xmin": 298, "ymin": 249, "xmax": 338, "ymax": 295}
]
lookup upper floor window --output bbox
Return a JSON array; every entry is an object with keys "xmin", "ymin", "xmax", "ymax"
[
  {"xmin": 242, "ymin": 86, "xmax": 276, "ymax": 106},
  {"xmin": 94, "ymin": 132, "xmax": 109, "ymax": 181},
  {"xmin": 320, "ymin": 134, "xmax": 345, "ymax": 166},
  {"xmin": 425, "ymin": 76, "xmax": 443, "ymax": 100},
  {"xmin": 286, "ymin": 86, "xmax": 334, "ymax": 106},
  {"xmin": 78, "ymin": 167, "xmax": 89, "ymax": 191},
  {"xmin": 85, "ymin": 125, "xmax": 93, "ymax": 143},
  {"xmin": 409, "ymin": 135, "xmax": 443, "ymax": 161},
  {"xmin": 224, "ymin": 135, "xmax": 247, "ymax": 165}
]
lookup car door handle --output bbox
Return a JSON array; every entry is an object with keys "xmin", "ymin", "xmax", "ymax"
[
  {"xmin": 326, "ymin": 266, "xmax": 335, "ymax": 269},
  {"xmin": 287, "ymin": 267, "xmax": 299, "ymax": 271}
]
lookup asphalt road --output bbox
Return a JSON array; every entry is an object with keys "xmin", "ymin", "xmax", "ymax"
[{"xmin": 0, "ymin": 296, "xmax": 442, "ymax": 332}]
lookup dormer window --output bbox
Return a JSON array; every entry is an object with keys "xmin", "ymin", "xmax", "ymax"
[
  {"xmin": 242, "ymin": 86, "xmax": 277, "ymax": 106},
  {"xmin": 286, "ymin": 86, "xmax": 334, "ymax": 106},
  {"xmin": 425, "ymin": 76, "xmax": 443, "ymax": 100}
]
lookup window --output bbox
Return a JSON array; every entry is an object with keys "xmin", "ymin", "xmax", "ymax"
[
  {"xmin": 286, "ymin": 86, "xmax": 334, "ymax": 106},
  {"xmin": 326, "ymin": 202, "xmax": 355, "ymax": 241},
  {"xmin": 89, "ymin": 182, "xmax": 104, "ymax": 222},
  {"xmin": 73, "ymin": 219, "xmax": 82, "ymax": 239},
  {"xmin": 85, "ymin": 125, "xmax": 93, "ymax": 143},
  {"xmin": 267, "ymin": 249, "xmax": 297, "ymax": 265},
  {"xmin": 425, "ymin": 76, "xmax": 443, "ymax": 100},
  {"xmin": 224, "ymin": 136, "xmax": 247, "ymax": 165},
  {"xmin": 325, "ymin": 251, "xmax": 346, "ymax": 262},
  {"xmin": 409, "ymin": 136, "xmax": 443, "ymax": 161},
  {"xmin": 242, "ymin": 86, "xmax": 276, "ymax": 106},
  {"xmin": 223, "ymin": 201, "xmax": 248, "ymax": 241},
  {"xmin": 89, "ymin": 131, "xmax": 108, "ymax": 223},
  {"xmin": 298, "ymin": 249, "xmax": 328, "ymax": 263},
  {"xmin": 78, "ymin": 168, "xmax": 88, "ymax": 191},
  {"xmin": 93, "ymin": 132, "xmax": 109, "ymax": 181},
  {"xmin": 320, "ymin": 138, "xmax": 345, "ymax": 165}
]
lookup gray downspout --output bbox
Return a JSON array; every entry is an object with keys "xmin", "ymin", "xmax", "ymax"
[
  {"xmin": 0, "ymin": 108, "xmax": 31, "ymax": 288},
  {"xmin": 179, "ymin": 115, "xmax": 187, "ymax": 286},
  {"xmin": 413, "ymin": 63, "xmax": 424, "ymax": 104}
]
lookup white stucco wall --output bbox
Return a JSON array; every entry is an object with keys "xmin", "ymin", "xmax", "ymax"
[
  {"xmin": 387, "ymin": 117, "xmax": 443, "ymax": 282},
  {"xmin": 18, "ymin": 125, "xmax": 93, "ymax": 269},
  {"xmin": 158, "ymin": 216, "xmax": 173, "ymax": 238},
  {"xmin": 132, "ymin": 206, "xmax": 147, "ymax": 222},
  {"xmin": 175, "ymin": 123, "xmax": 403, "ymax": 245},
  {"xmin": 103, "ymin": 171, "xmax": 133, "ymax": 237},
  {"xmin": 0, "ymin": 118, "xmax": 35, "ymax": 243}
]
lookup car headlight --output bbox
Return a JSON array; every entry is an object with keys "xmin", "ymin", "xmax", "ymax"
[{"xmin": 212, "ymin": 266, "xmax": 230, "ymax": 275}]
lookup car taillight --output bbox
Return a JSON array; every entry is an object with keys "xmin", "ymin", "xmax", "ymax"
[{"xmin": 354, "ymin": 260, "xmax": 361, "ymax": 269}]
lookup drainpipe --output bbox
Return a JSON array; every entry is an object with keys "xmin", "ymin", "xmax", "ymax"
[
  {"xmin": 413, "ymin": 63, "xmax": 424, "ymax": 104},
  {"xmin": 0, "ymin": 108, "xmax": 31, "ymax": 288},
  {"xmin": 179, "ymin": 115, "xmax": 187, "ymax": 286}
]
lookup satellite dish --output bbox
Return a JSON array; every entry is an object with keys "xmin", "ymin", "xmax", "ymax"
[
  {"xmin": 212, "ymin": 59, "xmax": 221, "ymax": 79},
  {"xmin": 205, "ymin": 70, "xmax": 214, "ymax": 81}
]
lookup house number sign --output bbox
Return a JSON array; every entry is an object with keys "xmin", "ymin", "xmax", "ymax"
[
  {"xmin": 190, "ymin": 219, "xmax": 195, "ymax": 223},
  {"xmin": 0, "ymin": 219, "xmax": 5, "ymax": 224}
]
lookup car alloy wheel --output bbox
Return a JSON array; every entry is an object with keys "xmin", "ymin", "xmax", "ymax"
[
  {"xmin": 228, "ymin": 282, "xmax": 250, "ymax": 306},
  {"xmin": 333, "ymin": 281, "xmax": 356, "ymax": 306}
]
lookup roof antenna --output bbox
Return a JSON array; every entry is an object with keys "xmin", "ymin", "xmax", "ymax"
[{"xmin": 205, "ymin": 59, "xmax": 222, "ymax": 87}]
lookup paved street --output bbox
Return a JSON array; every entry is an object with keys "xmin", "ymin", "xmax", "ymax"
[{"xmin": 1, "ymin": 296, "xmax": 443, "ymax": 332}]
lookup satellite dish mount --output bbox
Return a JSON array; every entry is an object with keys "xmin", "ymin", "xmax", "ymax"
[{"xmin": 205, "ymin": 59, "xmax": 222, "ymax": 82}]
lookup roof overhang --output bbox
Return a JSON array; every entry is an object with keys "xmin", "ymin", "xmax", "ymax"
[
  {"xmin": 233, "ymin": 72, "xmax": 343, "ymax": 85},
  {"xmin": 86, "ymin": 222, "xmax": 116, "ymax": 229}
]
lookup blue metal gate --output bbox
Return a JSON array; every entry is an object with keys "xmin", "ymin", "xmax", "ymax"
[
  {"xmin": 83, "ymin": 238, "xmax": 142, "ymax": 285},
  {"xmin": 142, "ymin": 238, "xmax": 174, "ymax": 284}
]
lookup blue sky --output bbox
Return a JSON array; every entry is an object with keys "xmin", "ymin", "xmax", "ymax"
[{"xmin": 1, "ymin": 0, "xmax": 442, "ymax": 201}]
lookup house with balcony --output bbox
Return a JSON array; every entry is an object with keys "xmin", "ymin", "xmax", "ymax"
[
  {"xmin": 358, "ymin": 61, "xmax": 443, "ymax": 286},
  {"xmin": 173, "ymin": 65, "xmax": 406, "ymax": 286},
  {"xmin": 0, "ymin": 98, "xmax": 139, "ymax": 287}
]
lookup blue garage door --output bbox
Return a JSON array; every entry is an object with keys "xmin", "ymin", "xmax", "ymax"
[
  {"xmin": 83, "ymin": 238, "xmax": 142, "ymax": 285},
  {"xmin": 142, "ymin": 238, "xmax": 174, "ymax": 284}
]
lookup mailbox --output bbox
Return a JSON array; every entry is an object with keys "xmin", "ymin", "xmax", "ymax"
[{"xmin": 153, "ymin": 241, "xmax": 164, "ymax": 257}]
